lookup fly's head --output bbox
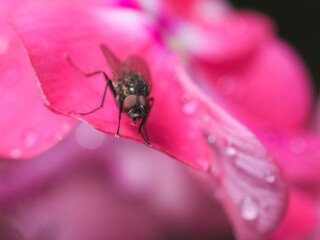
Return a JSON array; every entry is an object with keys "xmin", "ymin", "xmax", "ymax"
[{"xmin": 122, "ymin": 95, "xmax": 149, "ymax": 124}]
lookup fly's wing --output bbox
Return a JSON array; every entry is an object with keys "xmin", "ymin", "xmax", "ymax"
[
  {"xmin": 122, "ymin": 55, "xmax": 152, "ymax": 95},
  {"xmin": 100, "ymin": 44, "xmax": 122, "ymax": 81}
]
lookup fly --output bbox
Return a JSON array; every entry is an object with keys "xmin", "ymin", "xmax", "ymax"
[{"xmin": 66, "ymin": 44, "xmax": 154, "ymax": 145}]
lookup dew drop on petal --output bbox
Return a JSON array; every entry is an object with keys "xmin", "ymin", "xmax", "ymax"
[
  {"xmin": 290, "ymin": 138, "xmax": 307, "ymax": 154},
  {"xmin": 10, "ymin": 148, "xmax": 22, "ymax": 159},
  {"xmin": 264, "ymin": 170, "xmax": 276, "ymax": 184},
  {"xmin": 240, "ymin": 196, "xmax": 259, "ymax": 221},
  {"xmin": 21, "ymin": 129, "xmax": 38, "ymax": 148},
  {"xmin": 75, "ymin": 122, "xmax": 105, "ymax": 149},
  {"xmin": 55, "ymin": 133, "xmax": 63, "ymax": 140},
  {"xmin": 181, "ymin": 93, "xmax": 197, "ymax": 115},
  {"xmin": 182, "ymin": 102, "xmax": 197, "ymax": 115},
  {"xmin": 226, "ymin": 146, "xmax": 237, "ymax": 156}
]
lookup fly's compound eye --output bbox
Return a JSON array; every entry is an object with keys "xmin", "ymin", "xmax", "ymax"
[
  {"xmin": 123, "ymin": 95, "xmax": 138, "ymax": 113},
  {"xmin": 138, "ymin": 96, "xmax": 149, "ymax": 111}
]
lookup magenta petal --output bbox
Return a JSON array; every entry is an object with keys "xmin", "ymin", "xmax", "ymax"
[
  {"xmin": 205, "ymin": 126, "xmax": 288, "ymax": 239},
  {"xmin": 192, "ymin": 39, "xmax": 313, "ymax": 130},
  {"xmin": 178, "ymin": 11, "xmax": 275, "ymax": 63},
  {"xmin": 270, "ymin": 189, "xmax": 318, "ymax": 240},
  {"xmin": 0, "ymin": 2, "xmax": 75, "ymax": 159},
  {"xmin": 258, "ymin": 130, "xmax": 320, "ymax": 184},
  {"xmin": 10, "ymin": 4, "xmax": 288, "ymax": 238}
]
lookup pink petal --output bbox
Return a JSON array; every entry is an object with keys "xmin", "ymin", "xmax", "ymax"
[
  {"xmin": 257, "ymin": 130, "xmax": 320, "ymax": 184},
  {"xmin": 139, "ymin": 0, "xmax": 229, "ymax": 18},
  {"xmin": 176, "ymin": 11, "xmax": 275, "ymax": 63},
  {"xmin": 0, "ymin": 1, "xmax": 76, "ymax": 159},
  {"xmin": 9, "ymin": 3, "xmax": 289, "ymax": 239},
  {"xmin": 2, "ymin": 158, "xmax": 157, "ymax": 240},
  {"xmin": 0, "ymin": 126, "xmax": 232, "ymax": 238},
  {"xmin": 270, "ymin": 189, "xmax": 318, "ymax": 240},
  {"xmin": 191, "ymin": 39, "xmax": 313, "ymax": 130}
]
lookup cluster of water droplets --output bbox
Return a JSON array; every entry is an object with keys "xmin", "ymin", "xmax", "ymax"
[
  {"xmin": 21, "ymin": 129, "xmax": 38, "ymax": 148},
  {"xmin": 9, "ymin": 129, "xmax": 38, "ymax": 159},
  {"xmin": 178, "ymin": 80, "xmax": 285, "ymax": 233}
]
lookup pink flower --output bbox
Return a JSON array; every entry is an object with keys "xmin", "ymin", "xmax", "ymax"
[
  {"xmin": 149, "ymin": 0, "xmax": 319, "ymax": 239},
  {"xmin": 0, "ymin": 125, "xmax": 233, "ymax": 239},
  {"xmin": 0, "ymin": 0, "xmax": 76, "ymax": 159},
  {"xmin": 6, "ymin": 1, "xmax": 288, "ymax": 240}
]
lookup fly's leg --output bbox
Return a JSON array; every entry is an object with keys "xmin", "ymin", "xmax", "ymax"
[
  {"xmin": 139, "ymin": 98, "xmax": 154, "ymax": 146},
  {"xmin": 65, "ymin": 54, "xmax": 116, "ymax": 115},
  {"xmin": 115, "ymin": 102, "xmax": 122, "ymax": 137}
]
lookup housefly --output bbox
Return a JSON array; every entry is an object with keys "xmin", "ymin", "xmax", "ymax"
[{"xmin": 66, "ymin": 44, "xmax": 154, "ymax": 145}]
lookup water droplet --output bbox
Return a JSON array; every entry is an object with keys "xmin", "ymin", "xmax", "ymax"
[
  {"xmin": 21, "ymin": 129, "xmax": 38, "ymax": 148},
  {"xmin": 55, "ymin": 133, "xmax": 63, "ymax": 140},
  {"xmin": 290, "ymin": 138, "xmax": 307, "ymax": 154},
  {"xmin": 182, "ymin": 101, "xmax": 197, "ymax": 115},
  {"xmin": 0, "ymin": 35, "xmax": 9, "ymax": 54},
  {"xmin": 75, "ymin": 123, "xmax": 105, "ymax": 149},
  {"xmin": 240, "ymin": 196, "xmax": 258, "ymax": 221},
  {"xmin": 207, "ymin": 135, "xmax": 215, "ymax": 145},
  {"xmin": 10, "ymin": 148, "xmax": 22, "ymax": 159},
  {"xmin": 226, "ymin": 146, "xmax": 237, "ymax": 156},
  {"xmin": 264, "ymin": 171, "xmax": 276, "ymax": 183},
  {"xmin": 181, "ymin": 94, "xmax": 197, "ymax": 115}
]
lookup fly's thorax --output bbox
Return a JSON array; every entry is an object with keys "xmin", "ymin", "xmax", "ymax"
[{"xmin": 119, "ymin": 72, "xmax": 149, "ymax": 97}]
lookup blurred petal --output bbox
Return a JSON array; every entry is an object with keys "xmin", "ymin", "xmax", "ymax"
[
  {"xmin": 257, "ymin": 130, "xmax": 320, "ymax": 184},
  {"xmin": 177, "ymin": 11, "xmax": 274, "ymax": 62},
  {"xmin": 139, "ymin": 0, "xmax": 230, "ymax": 21},
  {"xmin": 0, "ymin": 127, "xmax": 233, "ymax": 239},
  {"xmin": 192, "ymin": 39, "xmax": 313, "ymax": 130},
  {"xmin": 0, "ymin": 0, "xmax": 76, "ymax": 159},
  {"xmin": 270, "ymin": 189, "xmax": 318, "ymax": 240},
  {"xmin": 178, "ymin": 68, "xmax": 288, "ymax": 240},
  {"xmin": 10, "ymin": 3, "xmax": 289, "ymax": 239}
]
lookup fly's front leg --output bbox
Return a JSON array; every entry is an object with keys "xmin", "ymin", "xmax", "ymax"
[
  {"xmin": 139, "ymin": 98, "xmax": 154, "ymax": 145},
  {"xmin": 65, "ymin": 54, "xmax": 116, "ymax": 115},
  {"xmin": 115, "ymin": 102, "xmax": 122, "ymax": 138}
]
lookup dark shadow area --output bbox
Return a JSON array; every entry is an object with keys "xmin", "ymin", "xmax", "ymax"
[{"xmin": 231, "ymin": 0, "xmax": 320, "ymax": 93}]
